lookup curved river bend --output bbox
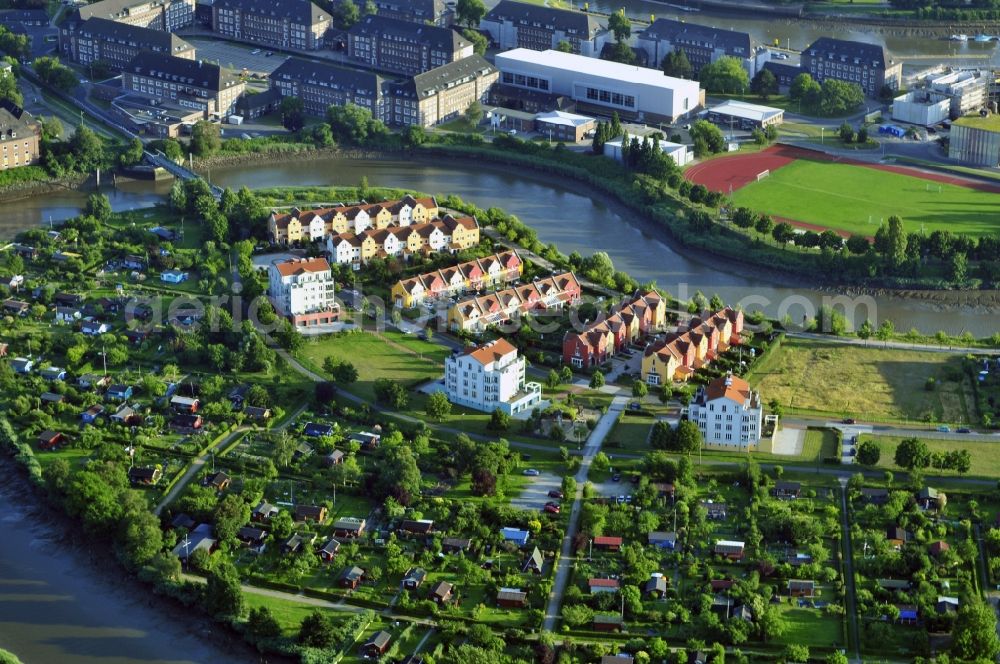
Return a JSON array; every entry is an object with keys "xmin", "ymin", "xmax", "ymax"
[{"xmin": 1, "ymin": 155, "xmax": 996, "ymax": 335}]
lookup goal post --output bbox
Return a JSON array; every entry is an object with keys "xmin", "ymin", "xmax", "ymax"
[{"xmin": 755, "ymin": 169, "xmax": 770, "ymax": 182}]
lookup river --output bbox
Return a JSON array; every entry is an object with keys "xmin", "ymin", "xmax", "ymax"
[
  {"xmin": 2, "ymin": 155, "xmax": 997, "ymax": 335},
  {"xmin": 0, "ymin": 474, "xmax": 259, "ymax": 664}
]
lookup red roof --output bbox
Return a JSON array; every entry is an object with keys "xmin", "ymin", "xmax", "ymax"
[
  {"xmin": 273, "ymin": 257, "xmax": 330, "ymax": 277},
  {"xmin": 593, "ymin": 536, "xmax": 623, "ymax": 546},
  {"xmin": 589, "ymin": 578, "xmax": 620, "ymax": 588}
]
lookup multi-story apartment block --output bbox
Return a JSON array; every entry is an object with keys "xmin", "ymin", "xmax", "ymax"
[
  {"xmin": 212, "ymin": 0, "xmax": 331, "ymax": 51},
  {"xmin": 480, "ymin": 0, "xmax": 607, "ymax": 57},
  {"xmin": 0, "ymin": 101, "xmax": 40, "ymax": 171},
  {"xmin": 267, "ymin": 257, "xmax": 338, "ymax": 326},
  {"xmin": 60, "ymin": 18, "xmax": 195, "ymax": 72},
  {"xmin": 347, "ymin": 14, "xmax": 473, "ymax": 76},
  {"xmin": 641, "ymin": 307, "xmax": 744, "ymax": 386},
  {"xmin": 269, "ymin": 195, "xmax": 439, "ymax": 243},
  {"xmin": 123, "ymin": 52, "xmax": 245, "ymax": 117},
  {"xmin": 269, "ymin": 57, "xmax": 386, "ymax": 118},
  {"xmin": 562, "ymin": 290, "xmax": 666, "ymax": 369},
  {"xmin": 77, "ymin": 0, "xmax": 194, "ymax": 31},
  {"xmin": 687, "ymin": 373, "xmax": 762, "ymax": 449},
  {"xmin": 324, "ymin": 214, "xmax": 480, "ymax": 265},
  {"xmin": 391, "ymin": 250, "xmax": 522, "ymax": 308},
  {"xmin": 637, "ymin": 19, "xmax": 755, "ymax": 77},
  {"xmin": 444, "ymin": 339, "xmax": 542, "ymax": 415},
  {"xmin": 388, "ymin": 55, "xmax": 497, "ymax": 127},
  {"xmin": 448, "ymin": 272, "xmax": 581, "ymax": 333},
  {"xmin": 800, "ymin": 37, "xmax": 901, "ymax": 98},
  {"xmin": 366, "ymin": 0, "xmax": 450, "ymax": 26}
]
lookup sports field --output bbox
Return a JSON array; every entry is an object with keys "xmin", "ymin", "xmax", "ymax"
[
  {"xmin": 731, "ymin": 159, "xmax": 1000, "ymax": 236},
  {"xmin": 686, "ymin": 145, "xmax": 1000, "ymax": 237}
]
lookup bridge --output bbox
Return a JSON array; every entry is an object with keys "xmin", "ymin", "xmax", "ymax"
[{"xmin": 144, "ymin": 151, "xmax": 223, "ymax": 200}]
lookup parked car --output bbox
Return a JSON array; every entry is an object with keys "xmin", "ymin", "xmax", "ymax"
[
  {"xmin": 264, "ymin": 51, "xmax": 274, "ymax": 57},
  {"xmin": 611, "ymin": 473, "xmax": 621, "ymax": 482},
  {"xmin": 544, "ymin": 502, "xmax": 561, "ymax": 514},
  {"xmin": 547, "ymin": 490, "xmax": 564, "ymax": 499},
  {"xmin": 937, "ymin": 425, "xmax": 951, "ymax": 432},
  {"xmin": 842, "ymin": 418, "xmax": 857, "ymax": 424},
  {"xmin": 523, "ymin": 468, "xmax": 540, "ymax": 476},
  {"xmin": 957, "ymin": 427, "xmax": 972, "ymax": 433},
  {"xmin": 251, "ymin": 49, "xmax": 261, "ymax": 55}
]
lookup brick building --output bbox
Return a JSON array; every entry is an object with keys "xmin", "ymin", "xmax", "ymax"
[
  {"xmin": 347, "ymin": 14, "xmax": 473, "ymax": 76},
  {"xmin": 211, "ymin": 0, "xmax": 331, "ymax": 51},
  {"xmin": 76, "ymin": 0, "xmax": 194, "ymax": 31},
  {"xmin": 388, "ymin": 55, "xmax": 497, "ymax": 127},
  {"xmin": 800, "ymin": 37, "xmax": 901, "ymax": 98},
  {"xmin": 123, "ymin": 52, "xmax": 245, "ymax": 118},
  {"xmin": 60, "ymin": 17, "xmax": 195, "ymax": 72},
  {"xmin": 269, "ymin": 56, "xmax": 387, "ymax": 118},
  {"xmin": 0, "ymin": 101, "xmax": 40, "ymax": 171}
]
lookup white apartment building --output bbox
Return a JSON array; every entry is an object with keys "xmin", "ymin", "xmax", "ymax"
[
  {"xmin": 267, "ymin": 257, "xmax": 338, "ymax": 327},
  {"xmin": 444, "ymin": 339, "xmax": 541, "ymax": 415},
  {"xmin": 687, "ymin": 373, "xmax": 762, "ymax": 449}
]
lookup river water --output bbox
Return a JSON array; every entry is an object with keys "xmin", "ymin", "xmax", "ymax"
[
  {"xmin": 0, "ymin": 478, "xmax": 256, "ymax": 664},
  {"xmin": 2, "ymin": 156, "xmax": 997, "ymax": 335}
]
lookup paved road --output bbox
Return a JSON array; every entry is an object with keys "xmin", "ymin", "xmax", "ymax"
[
  {"xmin": 542, "ymin": 394, "xmax": 627, "ymax": 632},
  {"xmin": 783, "ymin": 414, "xmax": 1000, "ymax": 442},
  {"xmin": 838, "ymin": 478, "xmax": 862, "ymax": 663}
]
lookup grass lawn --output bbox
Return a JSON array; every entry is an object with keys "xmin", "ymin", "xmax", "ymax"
[
  {"xmin": 859, "ymin": 433, "xmax": 1000, "ymax": 478},
  {"xmin": 749, "ymin": 338, "xmax": 975, "ymax": 424},
  {"xmin": 605, "ymin": 413, "xmax": 652, "ymax": 451},
  {"xmin": 730, "ymin": 158, "xmax": 1000, "ymax": 237},
  {"xmin": 243, "ymin": 593, "xmax": 353, "ymax": 635},
  {"xmin": 298, "ymin": 331, "xmax": 446, "ymax": 402},
  {"xmin": 773, "ymin": 603, "xmax": 845, "ymax": 648}
]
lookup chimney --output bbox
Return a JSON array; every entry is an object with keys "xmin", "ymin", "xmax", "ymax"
[{"xmin": 724, "ymin": 373, "xmax": 733, "ymax": 387}]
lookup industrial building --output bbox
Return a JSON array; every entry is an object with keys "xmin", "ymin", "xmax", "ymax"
[
  {"xmin": 706, "ymin": 100, "xmax": 784, "ymax": 130},
  {"xmin": 891, "ymin": 91, "xmax": 952, "ymax": 126},
  {"xmin": 494, "ymin": 48, "xmax": 703, "ymax": 123},
  {"xmin": 948, "ymin": 113, "xmax": 1000, "ymax": 166}
]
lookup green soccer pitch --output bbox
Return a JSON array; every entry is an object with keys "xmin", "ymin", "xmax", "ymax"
[{"xmin": 729, "ymin": 158, "xmax": 1000, "ymax": 237}]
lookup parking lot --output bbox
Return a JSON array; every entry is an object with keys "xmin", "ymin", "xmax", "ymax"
[
  {"xmin": 511, "ymin": 470, "xmax": 562, "ymax": 512},
  {"xmin": 186, "ymin": 37, "xmax": 289, "ymax": 75}
]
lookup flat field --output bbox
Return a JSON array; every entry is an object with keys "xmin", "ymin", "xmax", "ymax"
[
  {"xmin": 730, "ymin": 158, "xmax": 1000, "ymax": 237},
  {"xmin": 749, "ymin": 338, "xmax": 975, "ymax": 423}
]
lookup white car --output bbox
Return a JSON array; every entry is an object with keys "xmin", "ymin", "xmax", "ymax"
[
  {"xmin": 523, "ymin": 468, "xmax": 540, "ymax": 476},
  {"xmin": 251, "ymin": 49, "xmax": 261, "ymax": 55}
]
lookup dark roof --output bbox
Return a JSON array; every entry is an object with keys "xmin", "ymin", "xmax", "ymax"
[
  {"xmin": 392, "ymin": 55, "xmax": 496, "ymax": 101},
  {"xmin": 238, "ymin": 87, "xmax": 282, "ymax": 112},
  {"xmin": 75, "ymin": 17, "xmax": 194, "ymax": 55},
  {"xmin": 804, "ymin": 37, "xmax": 891, "ymax": 69},
  {"xmin": 213, "ymin": 0, "xmax": 331, "ymax": 25},
  {"xmin": 762, "ymin": 61, "xmax": 802, "ymax": 80},
  {"xmin": 641, "ymin": 18, "xmax": 751, "ymax": 58},
  {"xmin": 349, "ymin": 14, "xmax": 468, "ymax": 53},
  {"xmin": 126, "ymin": 52, "xmax": 243, "ymax": 91},
  {"xmin": 0, "ymin": 100, "xmax": 37, "ymax": 139},
  {"xmin": 271, "ymin": 57, "xmax": 384, "ymax": 95},
  {"xmin": 484, "ymin": 0, "xmax": 603, "ymax": 37},
  {"xmin": 368, "ymin": 0, "xmax": 446, "ymax": 22},
  {"xmin": 79, "ymin": 0, "xmax": 169, "ymax": 22},
  {"xmin": 0, "ymin": 9, "xmax": 48, "ymax": 25}
]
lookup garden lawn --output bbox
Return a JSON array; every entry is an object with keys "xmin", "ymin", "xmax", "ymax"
[
  {"xmin": 298, "ymin": 331, "xmax": 447, "ymax": 402},
  {"xmin": 859, "ymin": 433, "xmax": 1000, "ymax": 478},
  {"xmin": 730, "ymin": 158, "xmax": 1000, "ymax": 237},
  {"xmin": 606, "ymin": 413, "xmax": 652, "ymax": 450},
  {"xmin": 749, "ymin": 338, "xmax": 974, "ymax": 424},
  {"xmin": 243, "ymin": 593, "xmax": 352, "ymax": 636},
  {"xmin": 773, "ymin": 603, "xmax": 845, "ymax": 648}
]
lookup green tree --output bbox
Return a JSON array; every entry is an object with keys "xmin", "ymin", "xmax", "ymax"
[
  {"xmin": 118, "ymin": 137, "xmax": 145, "ymax": 168},
  {"xmin": 662, "ymin": 48, "xmax": 693, "ymax": 79},
  {"xmin": 951, "ymin": 598, "xmax": 1000, "ymax": 661},
  {"xmin": 378, "ymin": 445, "xmax": 422, "ymax": 504},
  {"xmin": 373, "ymin": 378, "xmax": 408, "ymax": 409},
  {"xmin": 857, "ymin": 439, "xmax": 880, "ymax": 466},
  {"xmin": 689, "ymin": 120, "xmax": 725, "ymax": 154},
  {"xmin": 462, "ymin": 28, "xmax": 488, "ymax": 56},
  {"xmin": 464, "ymin": 100, "xmax": 483, "ymax": 125},
  {"xmin": 84, "ymin": 193, "xmax": 113, "ymax": 223},
  {"xmin": 675, "ymin": 420, "xmax": 702, "ymax": 455},
  {"xmin": 204, "ymin": 563, "xmax": 245, "ymax": 619},
  {"xmin": 590, "ymin": 371, "xmax": 605, "ymax": 389},
  {"xmin": 279, "ymin": 96, "xmax": 305, "ymax": 131},
  {"xmin": 556, "ymin": 39, "xmax": 573, "ymax": 53},
  {"xmin": 772, "ymin": 222, "xmax": 796, "ymax": 246},
  {"xmin": 245, "ymin": 606, "xmax": 282, "ymax": 645},
  {"xmin": 560, "ymin": 365, "xmax": 573, "ymax": 384},
  {"xmin": 632, "ymin": 381, "xmax": 648, "ymax": 399},
  {"xmin": 608, "ymin": 9, "xmax": 631, "ymax": 42},
  {"xmin": 426, "ymin": 390, "xmax": 452, "ymax": 421},
  {"xmin": 698, "ymin": 56, "xmax": 749, "ymax": 94},
  {"xmin": 330, "ymin": 0, "xmax": 360, "ymax": 29},
  {"xmin": 298, "ymin": 610, "xmax": 336, "ymax": 647},
  {"xmin": 876, "ymin": 319, "xmax": 895, "ymax": 347},
  {"xmin": 789, "ymin": 73, "xmax": 821, "ymax": 107},
  {"xmin": 190, "ymin": 120, "xmax": 222, "ymax": 156},
  {"xmin": 750, "ymin": 68, "xmax": 778, "ymax": 100},
  {"xmin": 784, "ymin": 645, "xmax": 809, "ymax": 663},
  {"xmin": 950, "ymin": 252, "xmax": 968, "ymax": 283},
  {"xmin": 819, "ymin": 79, "xmax": 864, "ymax": 116},
  {"xmin": 755, "ymin": 214, "xmax": 774, "ymax": 236},
  {"xmin": 455, "ymin": 0, "xmax": 486, "ymax": 27},
  {"xmin": 488, "ymin": 408, "xmax": 511, "ymax": 432},
  {"xmin": 894, "ymin": 437, "xmax": 930, "ymax": 470}
]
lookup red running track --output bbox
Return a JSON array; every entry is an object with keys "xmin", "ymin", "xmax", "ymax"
[{"xmin": 686, "ymin": 144, "xmax": 1000, "ymax": 195}]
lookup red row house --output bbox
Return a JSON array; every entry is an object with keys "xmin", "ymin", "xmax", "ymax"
[{"xmin": 562, "ymin": 290, "xmax": 667, "ymax": 369}]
